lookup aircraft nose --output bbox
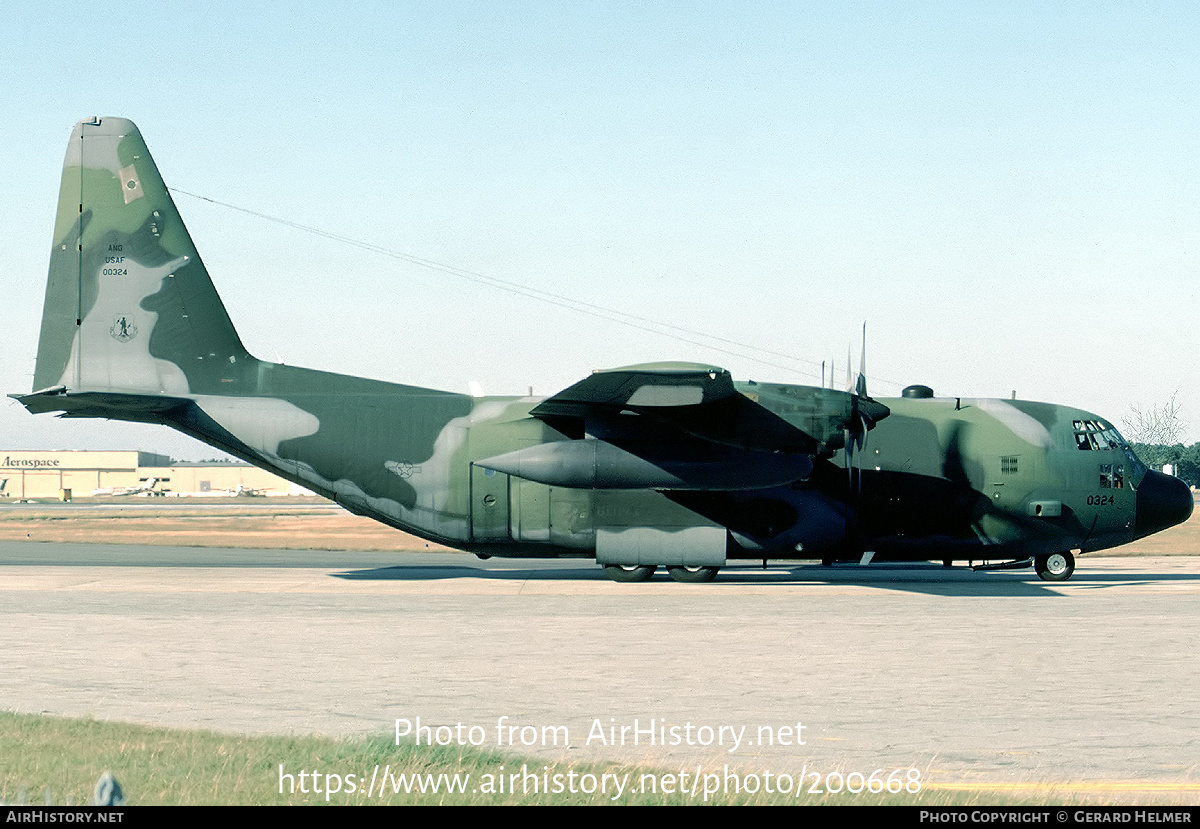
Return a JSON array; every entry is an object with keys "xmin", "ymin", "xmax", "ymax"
[{"xmin": 1134, "ymin": 469, "xmax": 1195, "ymax": 539}]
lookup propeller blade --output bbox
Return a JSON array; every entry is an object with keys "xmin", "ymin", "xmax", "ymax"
[
  {"xmin": 844, "ymin": 425, "xmax": 854, "ymax": 490},
  {"xmin": 856, "ymin": 322, "xmax": 868, "ymax": 399}
]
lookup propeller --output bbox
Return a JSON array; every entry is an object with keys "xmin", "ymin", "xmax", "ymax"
[
  {"xmin": 838, "ymin": 323, "xmax": 873, "ymax": 554},
  {"xmin": 855, "ymin": 322, "xmax": 868, "ymax": 398},
  {"xmin": 844, "ymin": 323, "xmax": 870, "ymax": 494}
]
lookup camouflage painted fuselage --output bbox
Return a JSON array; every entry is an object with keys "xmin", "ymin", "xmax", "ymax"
[{"xmin": 16, "ymin": 119, "xmax": 1193, "ymax": 575}]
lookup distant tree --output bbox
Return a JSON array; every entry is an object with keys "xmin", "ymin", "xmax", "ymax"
[
  {"xmin": 1122, "ymin": 392, "xmax": 1186, "ymax": 446},
  {"xmin": 1178, "ymin": 443, "xmax": 1200, "ymax": 488},
  {"xmin": 1129, "ymin": 440, "xmax": 1199, "ymax": 487}
]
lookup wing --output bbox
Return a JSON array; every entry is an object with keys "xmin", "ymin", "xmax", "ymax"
[
  {"xmin": 531, "ymin": 362, "xmax": 821, "ymax": 453},
  {"xmin": 479, "ymin": 362, "xmax": 889, "ymax": 490}
]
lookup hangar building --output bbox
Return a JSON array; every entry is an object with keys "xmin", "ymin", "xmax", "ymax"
[{"xmin": 0, "ymin": 451, "xmax": 306, "ymax": 499}]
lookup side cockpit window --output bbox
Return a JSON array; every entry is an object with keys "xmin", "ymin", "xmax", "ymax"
[{"xmin": 1099, "ymin": 464, "xmax": 1125, "ymax": 489}]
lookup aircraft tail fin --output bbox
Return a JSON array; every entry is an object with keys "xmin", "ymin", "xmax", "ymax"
[{"xmin": 32, "ymin": 117, "xmax": 254, "ymax": 398}]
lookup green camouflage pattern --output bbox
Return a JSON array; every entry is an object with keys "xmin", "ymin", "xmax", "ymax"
[{"xmin": 14, "ymin": 118, "xmax": 1193, "ymax": 581}]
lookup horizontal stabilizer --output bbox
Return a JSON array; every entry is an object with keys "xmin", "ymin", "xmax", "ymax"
[{"xmin": 11, "ymin": 388, "xmax": 191, "ymax": 419}]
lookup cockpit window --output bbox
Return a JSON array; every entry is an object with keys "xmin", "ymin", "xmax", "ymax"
[
  {"xmin": 1074, "ymin": 419, "xmax": 1147, "ymax": 475},
  {"xmin": 1073, "ymin": 420, "xmax": 1127, "ymax": 452}
]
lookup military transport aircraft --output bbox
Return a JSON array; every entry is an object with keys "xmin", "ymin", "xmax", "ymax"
[{"xmin": 13, "ymin": 118, "xmax": 1194, "ymax": 582}]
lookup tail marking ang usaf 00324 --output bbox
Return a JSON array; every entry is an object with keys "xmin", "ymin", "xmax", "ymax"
[{"xmin": 14, "ymin": 118, "xmax": 1193, "ymax": 582}]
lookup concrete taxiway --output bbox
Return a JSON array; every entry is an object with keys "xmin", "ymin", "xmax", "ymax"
[{"xmin": 3, "ymin": 541, "xmax": 1199, "ymax": 792}]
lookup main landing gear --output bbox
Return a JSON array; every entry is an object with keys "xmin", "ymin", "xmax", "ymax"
[
  {"xmin": 666, "ymin": 565, "xmax": 719, "ymax": 583},
  {"xmin": 603, "ymin": 564, "xmax": 656, "ymax": 583},
  {"xmin": 602, "ymin": 564, "xmax": 722, "ymax": 583},
  {"xmin": 1033, "ymin": 551, "xmax": 1075, "ymax": 582}
]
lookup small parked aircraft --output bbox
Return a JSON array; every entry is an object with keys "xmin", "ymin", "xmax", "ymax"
[{"xmin": 92, "ymin": 477, "xmax": 166, "ymax": 497}]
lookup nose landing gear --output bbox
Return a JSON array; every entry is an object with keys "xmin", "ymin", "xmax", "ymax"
[{"xmin": 1034, "ymin": 551, "xmax": 1075, "ymax": 581}]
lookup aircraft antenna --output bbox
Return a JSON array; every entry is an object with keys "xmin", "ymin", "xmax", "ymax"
[{"xmin": 168, "ymin": 188, "xmax": 913, "ymax": 391}]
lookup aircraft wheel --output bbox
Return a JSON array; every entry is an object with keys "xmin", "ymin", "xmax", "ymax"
[
  {"xmin": 603, "ymin": 564, "xmax": 656, "ymax": 583},
  {"xmin": 1034, "ymin": 551, "xmax": 1075, "ymax": 582},
  {"xmin": 667, "ymin": 565, "xmax": 720, "ymax": 583}
]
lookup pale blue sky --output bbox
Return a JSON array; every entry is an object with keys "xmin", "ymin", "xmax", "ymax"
[{"xmin": 4, "ymin": 2, "xmax": 1198, "ymax": 456}]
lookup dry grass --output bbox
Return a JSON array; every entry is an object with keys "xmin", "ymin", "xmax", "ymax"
[
  {"xmin": 1102, "ymin": 497, "xmax": 1200, "ymax": 555},
  {"xmin": 0, "ymin": 501, "xmax": 452, "ymax": 551}
]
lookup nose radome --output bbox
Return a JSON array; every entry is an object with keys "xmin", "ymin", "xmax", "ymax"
[{"xmin": 1134, "ymin": 470, "xmax": 1195, "ymax": 539}]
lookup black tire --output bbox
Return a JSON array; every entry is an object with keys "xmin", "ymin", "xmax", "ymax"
[
  {"xmin": 603, "ymin": 564, "xmax": 656, "ymax": 583},
  {"xmin": 1034, "ymin": 551, "xmax": 1075, "ymax": 581},
  {"xmin": 667, "ymin": 565, "xmax": 720, "ymax": 583}
]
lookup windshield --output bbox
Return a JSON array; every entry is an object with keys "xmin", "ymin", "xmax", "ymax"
[{"xmin": 1073, "ymin": 419, "xmax": 1148, "ymax": 475}]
